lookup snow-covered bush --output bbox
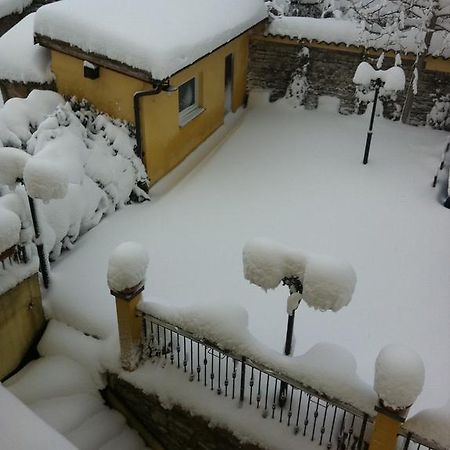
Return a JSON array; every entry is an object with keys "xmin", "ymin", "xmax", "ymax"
[
  {"xmin": 427, "ymin": 94, "xmax": 450, "ymax": 130},
  {"xmin": 0, "ymin": 207, "xmax": 21, "ymax": 254},
  {"xmin": 243, "ymin": 238, "xmax": 356, "ymax": 312},
  {"xmin": 107, "ymin": 242, "xmax": 149, "ymax": 292},
  {"xmin": 374, "ymin": 344, "xmax": 425, "ymax": 410},
  {"xmin": 0, "ymin": 90, "xmax": 150, "ymax": 262}
]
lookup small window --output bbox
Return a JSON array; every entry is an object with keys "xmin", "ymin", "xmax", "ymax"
[{"xmin": 178, "ymin": 77, "xmax": 203, "ymax": 126}]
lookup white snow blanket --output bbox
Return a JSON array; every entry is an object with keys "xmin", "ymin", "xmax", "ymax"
[
  {"xmin": 0, "ymin": 14, "xmax": 53, "ymax": 84},
  {"xmin": 0, "ymin": 384, "xmax": 77, "ymax": 450},
  {"xmin": 268, "ymin": 17, "xmax": 450, "ymax": 59},
  {"xmin": 34, "ymin": 0, "xmax": 268, "ymax": 80}
]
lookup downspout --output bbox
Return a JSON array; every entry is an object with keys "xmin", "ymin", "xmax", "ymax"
[{"xmin": 133, "ymin": 82, "xmax": 163, "ymax": 164}]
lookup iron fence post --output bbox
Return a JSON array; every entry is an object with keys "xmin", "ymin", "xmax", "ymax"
[
  {"xmin": 363, "ymin": 78, "xmax": 382, "ymax": 165},
  {"xmin": 239, "ymin": 356, "xmax": 246, "ymax": 404}
]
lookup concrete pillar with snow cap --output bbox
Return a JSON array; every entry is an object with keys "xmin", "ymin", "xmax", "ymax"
[
  {"xmin": 369, "ymin": 344, "xmax": 425, "ymax": 450},
  {"xmin": 108, "ymin": 241, "xmax": 149, "ymax": 371}
]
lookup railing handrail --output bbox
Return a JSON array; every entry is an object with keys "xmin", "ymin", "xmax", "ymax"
[
  {"xmin": 397, "ymin": 429, "xmax": 448, "ymax": 450},
  {"xmin": 138, "ymin": 310, "xmax": 373, "ymax": 420}
]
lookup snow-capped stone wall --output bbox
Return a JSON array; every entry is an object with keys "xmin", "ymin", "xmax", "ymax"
[{"xmin": 248, "ymin": 36, "xmax": 450, "ymax": 129}]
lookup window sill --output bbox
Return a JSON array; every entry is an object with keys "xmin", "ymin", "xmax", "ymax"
[{"xmin": 179, "ymin": 107, "xmax": 204, "ymax": 128}]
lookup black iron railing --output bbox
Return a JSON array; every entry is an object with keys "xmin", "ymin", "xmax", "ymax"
[
  {"xmin": 140, "ymin": 312, "xmax": 371, "ymax": 450},
  {"xmin": 397, "ymin": 430, "xmax": 446, "ymax": 450}
]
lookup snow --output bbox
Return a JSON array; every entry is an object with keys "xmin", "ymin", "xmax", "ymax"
[
  {"xmin": 4, "ymin": 354, "xmax": 147, "ymax": 450},
  {"xmin": 0, "ymin": 384, "xmax": 77, "ymax": 450},
  {"xmin": 24, "ymin": 156, "xmax": 69, "ymax": 201},
  {"xmin": 267, "ymin": 16, "xmax": 450, "ymax": 58},
  {"xmin": 107, "ymin": 242, "xmax": 149, "ymax": 292},
  {"xmin": 0, "ymin": 0, "xmax": 32, "ymax": 19},
  {"xmin": 0, "ymin": 147, "xmax": 30, "ymax": 188},
  {"xmin": 243, "ymin": 238, "xmax": 356, "ymax": 312},
  {"xmin": 374, "ymin": 345, "xmax": 425, "ymax": 410},
  {"xmin": 406, "ymin": 400, "xmax": 450, "ymax": 449},
  {"xmin": 0, "ymin": 14, "xmax": 53, "ymax": 84},
  {"xmin": 353, "ymin": 62, "xmax": 405, "ymax": 91},
  {"xmin": 34, "ymin": 0, "xmax": 268, "ymax": 80},
  {"xmin": 0, "ymin": 206, "xmax": 20, "ymax": 253},
  {"xmin": 41, "ymin": 95, "xmax": 449, "ymax": 416}
]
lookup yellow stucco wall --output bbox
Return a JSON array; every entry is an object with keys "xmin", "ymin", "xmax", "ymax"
[
  {"xmin": 0, "ymin": 274, "xmax": 44, "ymax": 380},
  {"xmin": 52, "ymin": 50, "xmax": 147, "ymax": 123},
  {"xmin": 141, "ymin": 33, "xmax": 249, "ymax": 182},
  {"xmin": 50, "ymin": 31, "xmax": 250, "ymax": 183}
]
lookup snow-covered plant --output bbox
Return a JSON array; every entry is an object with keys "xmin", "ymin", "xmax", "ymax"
[
  {"xmin": 427, "ymin": 93, "xmax": 450, "ymax": 130},
  {"xmin": 285, "ymin": 48, "xmax": 310, "ymax": 108}
]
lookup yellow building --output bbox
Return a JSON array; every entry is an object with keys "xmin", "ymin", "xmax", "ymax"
[{"xmin": 33, "ymin": 0, "xmax": 267, "ymax": 183}]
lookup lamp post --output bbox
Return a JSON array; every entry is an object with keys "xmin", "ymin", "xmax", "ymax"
[
  {"xmin": 279, "ymin": 276, "xmax": 303, "ymax": 407},
  {"xmin": 363, "ymin": 78, "xmax": 382, "ymax": 165}
]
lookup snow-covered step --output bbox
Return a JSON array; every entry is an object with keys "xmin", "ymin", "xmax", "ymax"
[
  {"xmin": 65, "ymin": 408, "xmax": 126, "ymax": 450},
  {"xmin": 4, "ymin": 355, "xmax": 148, "ymax": 449}
]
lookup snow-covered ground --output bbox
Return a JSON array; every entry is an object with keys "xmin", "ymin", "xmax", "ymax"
[{"xmin": 44, "ymin": 94, "xmax": 449, "ymax": 418}]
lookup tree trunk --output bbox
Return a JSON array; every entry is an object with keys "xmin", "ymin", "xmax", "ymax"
[{"xmin": 401, "ymin": 14, "xmax": 437, "ymax": 124}]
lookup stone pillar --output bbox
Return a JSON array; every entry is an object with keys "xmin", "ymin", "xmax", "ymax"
[
  {"xmin": 111, "ymin": 283, "xmax": 145, "ymax": 371},
  {"xmin": 369, "ymin": 403, "xmax": 406, "ymax": 450}
]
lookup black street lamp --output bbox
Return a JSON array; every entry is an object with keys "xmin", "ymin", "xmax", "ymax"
[
  {"xmin": 279, "ymin": 276, "xmax": 303, "ymax": 407},
  {"xmin": 363, "ymin": 78, "xmax": 383, "ymax": 165},
  {"xmin": 27, "ymin": 195, "xmax": 50, "ymax": 288}
]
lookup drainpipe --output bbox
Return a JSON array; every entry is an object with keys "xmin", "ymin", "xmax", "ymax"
[{"xmin": 133, "ymin": 83, "xmax": 163, "ymax": 163}]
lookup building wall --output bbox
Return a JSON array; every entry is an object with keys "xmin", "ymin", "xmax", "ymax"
[
  {"xmin": 50, "ymin": 31, "xmax": 250, "ymax": 183},
  {"xmin": 248, "ymin": 36, "xmax": 450, "ymax": 128},
  {"xmin": 0, "ymin": 274, "xmax": 44, "ymax": 380},
  {"xmin": 140, "ymin": 33, "xmax": 249, "ymax": 182},
  {"xmin": 51, "ymin": 50, "xmax": 146, "ymax": 123}
]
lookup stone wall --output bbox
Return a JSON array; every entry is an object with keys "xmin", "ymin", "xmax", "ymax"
[
  {"xmin": 248, "ymin": 37, "xmax": 450, "ymax": 129},
  {"xmin": 106, "ymin": 373, "xmax": 265, "ymax": 450}
]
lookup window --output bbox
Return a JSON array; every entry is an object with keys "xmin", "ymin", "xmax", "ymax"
[{"xmin": 178, "ymin": 77, "xmax": 203, "ymax": 126}]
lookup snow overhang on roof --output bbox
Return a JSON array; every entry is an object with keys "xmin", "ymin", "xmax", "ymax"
[{"xmin": 34, "ymin": 0, "xmax": 268, "ymax": 81}]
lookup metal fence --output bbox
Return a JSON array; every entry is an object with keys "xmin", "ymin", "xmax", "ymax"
[
  {"xmin": 397, "ymin": 431, "xmax": 446, "ymax": 450},
  {"xmin": 140, "ymin": 312, "xmax": 372, "ymax": 450}
]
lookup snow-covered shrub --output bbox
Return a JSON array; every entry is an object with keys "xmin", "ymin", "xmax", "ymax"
[
  {"xmin": 0, "ymin": 207, "xmax": 21, "ymax": 254},
  {"xmin": 0, "ymin": 90, "xmax": 150, "ymax": 262},
  {"xmin": 374, "ymin": 344, "xmax": 425, "ymax": 410},
  {"xmin": 284, "ymin": 48, "xmax": 309, "ymax": 109},
  {"xmin": 107, "ymin": 242, "xmax": 149, "ymax": 292},
  {"xmin": 427, "ymin": 94, "xmax": 450, "ymax": 130}
]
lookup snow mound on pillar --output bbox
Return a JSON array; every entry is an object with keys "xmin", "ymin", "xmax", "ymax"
[
  {"xmin": 243, "ymin": 238, "xmax": 356, "ymax": 312},
  {"xmin": 374, "ymin": 344, "xmax": 425, "ymax": 410},
  {"xmin": 107, "ymin": 242, "xmax": 149, "ymax": 293},
  {"xmin": 0, "ymin": 207, "xmax": 21, "ymax": 253}
]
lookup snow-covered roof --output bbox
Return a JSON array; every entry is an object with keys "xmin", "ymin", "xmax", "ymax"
[
  {"xmin": 0, "ymin": 13, "xmax": 53, "ymax": 84},
  {"xmin": 267, "ymin": 17, "xmax": 450, "ymax": 59},
  {"xmin": 0, "ymin": 0, "xmax": 32, "ymax": 20},
  {"xmin": 34, "ymin": 0, "xmax": 268, "ymax": 80}
]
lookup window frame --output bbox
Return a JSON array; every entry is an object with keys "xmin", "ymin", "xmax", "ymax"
[{"xmin": 178, "ymin": 77, "xmax": 203, "ymax": 127}]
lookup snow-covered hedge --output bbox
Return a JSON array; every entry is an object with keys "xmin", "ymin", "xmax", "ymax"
[{"xmin": 0, "ymin": 90, "xmax": 149, "ymax": 266}]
